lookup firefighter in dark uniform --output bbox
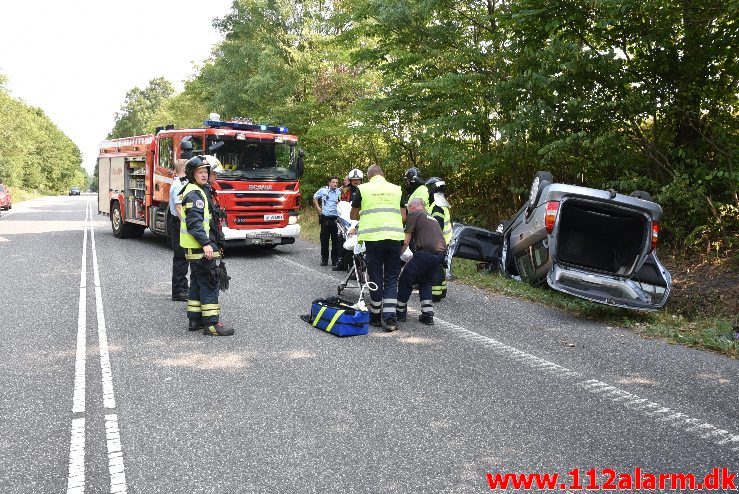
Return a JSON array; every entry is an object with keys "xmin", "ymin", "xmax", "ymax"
[
  {"xmin": 426, "ymin": 177, "xmax": 452, "ymax": 301},
  {"xmin": 404, "ymin": 167, "xmax": 429, "ymax": 210},
  {"xmin": 180, "ymin": 156, "xmax": 234, "ymax": 336},
  {"xmin": 396, "ymin": 197, "xmax": 447, "ymax": 325}
]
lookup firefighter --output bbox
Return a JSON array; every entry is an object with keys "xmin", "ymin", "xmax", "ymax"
[
  {"xmin": 335, "ymin": 168, "xmax": 364, "ymax": 271},
  {"xmin": 180, "ymin": 156, "xmax": 234, "ymax": 336},
  {"xmin": 426, "ymin": 177, "xmax": 452, "ymax": 301},
  {"xmin": 169, "ymin": 159, "xmax": 189, "ymax": 301},
  {"xmin": 404, "ymin": 167, "xmax": 429, "ymax": 210},
  {"xmin": 350, "ymin": 165, "xmax": 406, "ymax": 332},
  {"xmin": 396, "ymin": 197, "xmax": 447, "ymax": 325},
  {"xmin": 340, "ymin": 168, "xmax": 363, "ymax": 202},
  {"xmin": 204, "ymin": 156, "xmax": 227, "ymax": 247}
]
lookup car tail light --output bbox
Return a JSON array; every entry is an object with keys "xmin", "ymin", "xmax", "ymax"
[
  {"xmin": 545, "ymin": 201, "xmax": 559, "ymax": 233},
  {"xmin": 650, "ymin": 221, "xmax": 659, "ymax": 251}
]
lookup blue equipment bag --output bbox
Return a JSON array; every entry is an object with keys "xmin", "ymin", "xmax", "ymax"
[{"xmin": 306, "ymin": 297, "xmax": 369, "ymax": 337}]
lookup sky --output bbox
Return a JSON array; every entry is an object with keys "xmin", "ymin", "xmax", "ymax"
[{"xmin": 0, "ymin": 0, "xmax": 233, "ymax": 174}]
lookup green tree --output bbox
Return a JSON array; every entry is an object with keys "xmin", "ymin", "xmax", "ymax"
[{"xmin": 109, "ymin": 77, "xmax": 175, "ymax": 138}]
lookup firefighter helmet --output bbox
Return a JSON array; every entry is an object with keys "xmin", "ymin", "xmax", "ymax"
[
  {"xmin": 426, "ymin": 177, "xmax": 446, "ymax": 195},
  {"xmin": 184, "ymin": 156, "xmax": 210, "ymax": 182},
  {"xmin": 404, "ymin": 167, "xmax": 424, "ymax": 189},
  {"xmin": 202, "ymin": 155, "xmax": 223, "ymax": 175},
  {"xmin": 348, "ymin": 168, "xmax": 364, "ymax": 180}
]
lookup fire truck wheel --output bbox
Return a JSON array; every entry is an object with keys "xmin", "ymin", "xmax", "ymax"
[
  {"xmin": 111, "ymin": 202, "xmax": 127, "ymax": 239},
  {"xmin": 129, "ymin": 226, "xmax": 146, "ymax": 238}
]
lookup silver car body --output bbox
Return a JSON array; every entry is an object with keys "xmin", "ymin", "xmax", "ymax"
[{"xmin": 451, "ymin": 182, "xmax": 672, "ymax": 311}]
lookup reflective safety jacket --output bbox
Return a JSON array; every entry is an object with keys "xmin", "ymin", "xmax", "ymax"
[
  {"xmin": 180, "ymin": 183, "xmax": 221, "ymax": 260},
  {"xmin": 407, "ymin": 184, "xmax": 429, "ymax": 209},
  {"xmin": 430, "ymin": 203, "xmax": 452, "ymax": 244},
  {"xmin": 357, "ymin": 176, "xmax": 405, "ymax": 242}
]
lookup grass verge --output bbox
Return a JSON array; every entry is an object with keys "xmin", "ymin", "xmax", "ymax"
[
  {"xmin": 7, "ymin": 187, "xmax": 45, "ymax": 203},
  {"xmin": 297, "ymin": 207, "xmax": 736, "ymax": 358}
]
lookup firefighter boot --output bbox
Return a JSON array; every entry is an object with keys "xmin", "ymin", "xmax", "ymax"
[
  {"xmin": 418, "ymin": 314, "xmax": 434, "ymax": 326},
  {"xmin": 203, "ymin": 322, "xmax": 235, "ymax": 337},
  {"xmin": 189, "ymin": 319, "xmax": 204, "ymax": 332}
]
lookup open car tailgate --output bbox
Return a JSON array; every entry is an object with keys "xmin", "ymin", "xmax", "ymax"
[{"xmin": 547, "ymin": 252, "xmax": 672, "ymax": 311}]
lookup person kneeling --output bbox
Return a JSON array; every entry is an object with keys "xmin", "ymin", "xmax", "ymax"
[{"xmin": 396, "ymin": 198, "xmax": 447, "ymax": 325}]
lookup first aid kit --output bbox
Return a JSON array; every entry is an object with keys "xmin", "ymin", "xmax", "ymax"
[{"xmin": 303, "ymin": 297, "xmax": 369, "ymax": 337}]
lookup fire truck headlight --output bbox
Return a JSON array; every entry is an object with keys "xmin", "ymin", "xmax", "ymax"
[{"xmin": 289, "ymin": 214, "xmax": 299, "ymax": 225}]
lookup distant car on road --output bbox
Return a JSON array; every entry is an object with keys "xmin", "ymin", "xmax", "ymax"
[
  {"xmin": 450, "ymin": 171, "xmax": 672, "ymax": 311},
  {"xmin": 69, "ymin": 186, "xmax": 81, "ymax": 196},
  {"xmin": 0, "ymin": 184, "xmax": 11, "ymax": 210}
]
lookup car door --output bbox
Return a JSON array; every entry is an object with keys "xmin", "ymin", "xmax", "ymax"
[{"xmin": 448, "ymin": 224, "xmax": 503, "ymax": 267}]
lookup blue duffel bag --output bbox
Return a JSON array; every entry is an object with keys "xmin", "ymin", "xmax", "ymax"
[{"xmin": 305, "ymin": 297, "xmax": 369, "ymax": 337}]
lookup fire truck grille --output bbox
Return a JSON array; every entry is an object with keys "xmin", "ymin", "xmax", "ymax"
[{"xmin": 236, "ymin": 201, "xmax": 282, "ymax": 207}]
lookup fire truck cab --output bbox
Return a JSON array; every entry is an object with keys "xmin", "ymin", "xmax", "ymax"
[{"xmin": 98, "ymin": 117, "xmax": 304, "ymax": 247}]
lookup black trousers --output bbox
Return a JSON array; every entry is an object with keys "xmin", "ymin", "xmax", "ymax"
[
  {"xmin": 365, "ymin": 239, "xmax": 402, "ymax": 322},
  {"xmin": 187, "ymin": 259, "xmax": 220, "ymax": 324},
  {"xmin": 319, "ymin": 215, "xmax": 339, "ymax": 264},
  {"xmin": 170, "ymin": 216, "xmax": 189, "ymax": 296}
]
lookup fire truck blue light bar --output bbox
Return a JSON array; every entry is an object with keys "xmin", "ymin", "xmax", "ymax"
[{"xmin": 204, "ymin": 120, "xmax": 289, "ymax": 134}]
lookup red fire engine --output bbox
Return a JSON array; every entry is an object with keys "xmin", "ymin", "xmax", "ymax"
[{"xmin": 97, "ymin": 116, "xmax": 304, "ymax": 247}]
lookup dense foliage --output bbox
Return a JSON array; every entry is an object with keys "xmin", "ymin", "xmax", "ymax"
[
  {"xmin": 0, "ymin": 73, "xmax": 87, "ymax": 193},
  {"xmin": 109, "ymin": 0, "xmax": 739, "ymax": 250}
]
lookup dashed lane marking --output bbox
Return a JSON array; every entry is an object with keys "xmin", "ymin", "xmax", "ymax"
[
  {"xmin": 273, "ymin": 252, "xmax": 739, "ymax": 453},
  {"xmin": 67, "ymin": 201, "xmax": 89, "ymax": 493},
  {"xmin": 90, "ymin": 204, "xmax": 128, "ymax": 492}
]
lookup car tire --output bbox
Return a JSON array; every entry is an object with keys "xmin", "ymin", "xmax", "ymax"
[
  {"xmin": 527, "ymin": 171, "xmax": 554, "ymax": 212},
  {"xmin": 629, "ymin": 190, "xmax": 652, "ymax": 201}
]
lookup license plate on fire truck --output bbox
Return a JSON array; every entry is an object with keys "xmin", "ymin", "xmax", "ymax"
[{"xmin": 264, "ymin": 214, "xmax": 283, "ymax": 221}]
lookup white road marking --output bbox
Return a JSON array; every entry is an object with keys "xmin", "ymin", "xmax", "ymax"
[
  {"xmin": 90, "ymin": 203, "xmax": 129, "ymax": 492},
  {"xmin": 67, "ymin": 200, "xmax": 129, "ymax": 493},
  {"xmin": 273, "ymin": 252, "xmax": 739, "ymax": 453},
  {"xmin": 66, "ymin": 418, "xmax": 86, "ymax": 494},
  {"xmin": 90, "ymin": 217, "xmax": 117, "ymax": 409},
  {"xmin": 105, "ymin": 414, "xmax": 128, "ymax": 493},
  {"xmin": 67, "ymin": 202, "xmax": 89, "ymax": 493}
]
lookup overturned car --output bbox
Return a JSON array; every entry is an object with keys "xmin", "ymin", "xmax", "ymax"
[{"xmin": 450, "ymin": 172, "xmax": 672, "ymax": 311}]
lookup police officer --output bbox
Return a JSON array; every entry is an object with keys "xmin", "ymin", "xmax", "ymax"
[
  {"xmin": 396, "ymin": 197, "xmax": 447, "ymax": 325},
  {"xmin": 180, "ymin": 156, "xmax": 234, "ymax": 337},
  {"xmin": 169, "ymin": 159, "xmax": 189, "ymax": 301},
  {"xmin": 426, "ymin": 177, "xmax": 452, "ymax": 301},
  {"xmin": 404, "ymin": 167, "xmax": 429, "ymax": 210},
  {"xmin": 313, "ymin": 176, "xmax": 342, "ymax": 266},
  {"xmin": 350, "ymin": 165, "xmax": 406, "ymax": 332}
]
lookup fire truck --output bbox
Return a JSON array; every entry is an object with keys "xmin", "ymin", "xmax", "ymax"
[{"xmin": 97, "ymin": 116, "xmax": 304, "ymax": 247}]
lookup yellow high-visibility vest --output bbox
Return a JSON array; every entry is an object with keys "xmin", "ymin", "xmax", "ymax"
[{"xmin": 357, "ymin": 176, "xmax": 405, "ymax": 242}]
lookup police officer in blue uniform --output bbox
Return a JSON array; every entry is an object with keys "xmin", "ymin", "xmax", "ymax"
[{"xmin": 313, "ymin": 176, "xmax": 342, "ymax": 266}]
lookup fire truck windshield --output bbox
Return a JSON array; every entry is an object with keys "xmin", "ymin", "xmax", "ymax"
[{"xmin": 207, "ymin": 137, "xmax": 297, "ymax": 181}]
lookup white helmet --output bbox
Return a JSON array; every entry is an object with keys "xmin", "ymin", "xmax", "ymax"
[
  {"xmin": 202, "ymin": 155, "xmax": 223, "ymax": 174},
  {"xmin": 348, "ymin": 168, "xmax": 364, "ymax": 180}
]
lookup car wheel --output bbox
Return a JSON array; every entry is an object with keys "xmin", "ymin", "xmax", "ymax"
[
  {"xmin": 629, "ymin": 190, "xmax": 652, "ymax": 201},
  {"xmin": 111, "ymin": 202, "xmax": 127, "ymax": 238},
  {"xmin": 527, "ymin": 171, "xmax": 554, "ymax": 211}
]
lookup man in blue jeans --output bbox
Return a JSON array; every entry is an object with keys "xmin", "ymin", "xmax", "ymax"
[{"xmin": 396, "ymin": 197, "xmax": 447, "ymax": 325}]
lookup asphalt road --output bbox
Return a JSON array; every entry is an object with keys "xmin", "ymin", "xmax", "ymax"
[{"xmin": 0, "ymin": 195, "xmax": 737, "ymax": 494}]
